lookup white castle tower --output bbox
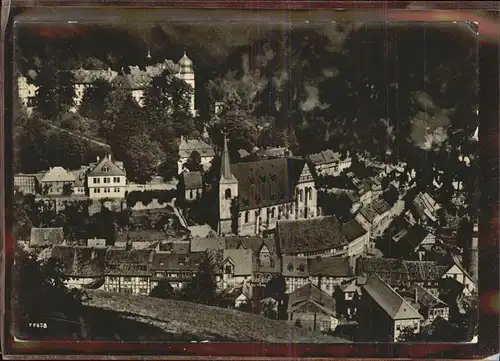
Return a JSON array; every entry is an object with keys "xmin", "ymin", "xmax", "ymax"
[{"xmin": 175, "ymin": 51, "xmax": 196, "ymax": 116}]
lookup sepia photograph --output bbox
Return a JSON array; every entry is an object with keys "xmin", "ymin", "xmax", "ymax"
[{"xmin": 10, "ymin": 15, "xmax": 479, "ymax": 344}]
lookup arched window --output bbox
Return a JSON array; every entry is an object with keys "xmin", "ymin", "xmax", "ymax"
[
  {"xmin": 309, "ymin": 187, "xmax": 313, "ymax": 200},
  {"xmin": 244, "ymin": 211, "xmax": 249, "ymax": 223},
  {"xmin": 300, "ymin": 189, "xmax": 304, "ymax": 202},
  {"xmin": 224, "ymin": 265, "xmax": 232, "ymax": 274},
  {"xmin": 225, "ymin": 188, "xmax": 232, "ymax": 199}
]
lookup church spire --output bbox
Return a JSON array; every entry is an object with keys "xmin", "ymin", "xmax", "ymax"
[{"xmin": 220, "ymin": 133, "xmax": 234, "ymax": 181}]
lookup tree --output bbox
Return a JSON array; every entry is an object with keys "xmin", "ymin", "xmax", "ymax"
[
  {"xmin": 33, "ymin": 57, "xmax": 76, "ymax": 120},
  {"xmin": 12, "ymin": 247, "xmax": 85, "ymax": 334},
  {"xmin": 122, "ymin": 134, "xmax": 165, "ymax": 183},
  {"xmin": 62, "ymin": 183, "xmax": 74, "ymax": 196},
  {"xmin": 397, "ymin": 326, "xmax": 424, "ymax": 342},
  {"xmin": 150, "ymin": 280, "xmax": 178, "ymax": 300},
  {"xmin": 79, "ymin": 78, "xmax": 113, "ymax": 125},
  {"xmin": 17, "ymin": 116, "xmax": 51, "ymax": 173},
  {"xmin": 180, "ymin": 255, "xmax": 218, "ymax": 305}
]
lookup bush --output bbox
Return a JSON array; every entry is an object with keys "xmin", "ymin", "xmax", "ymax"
[{"xmin": 126, "ymin": 190, "xmax": 177, "ymax": 208}]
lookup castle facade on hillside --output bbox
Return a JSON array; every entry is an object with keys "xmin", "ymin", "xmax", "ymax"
[{"xmin": 17, "ymin": 51, "xmax": 196, "ymax": 116}]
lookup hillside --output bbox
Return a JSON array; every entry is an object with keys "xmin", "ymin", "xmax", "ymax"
[{"xmin": 85, "ymin": 290, "xmax": 350, "ymax": 343}]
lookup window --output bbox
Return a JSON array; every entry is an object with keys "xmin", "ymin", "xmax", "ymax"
[
  {"xmin": 113, "ymin": 177, "xmax": 120, "ymax": 183},
  {"xmin": 244, "ymin": 211, "xmax": 249, "ymax": 223},
  {"xmin": 114, "ymin": 187, "xmax": 120, "ymax": 192},
  {"xmin": 93, "ymin": 178, "xmax": 100, "ymax": 184},
  {"xmin": 270, "ymin": 259, "xmax": 275, "ymax": 267},
  {"xmin": 104, "ymin": 177, "xmax": 109, "ymax": 183},
  {"xmin": 95, "ymin": 188, "xmax": 101, "ymax": 193},
  {"xmin": 103, "ymin": 166, "xmax": 110, "ymax": 173},
  {"xmin": 309, "ymin": 188, "xmax": 313, "ymax": 200},
  {"xmin": 225, "ymin": 188, "xmax": 232, "ymax": 199},
  {"xmin": 299, "ymin": 189, "xmax": 303, "ymax": 202},
  {"xmin": 224, "ymin": 265, "xmax": 232, "ymax": 274},
  {"xmin": 106, "ymin": 188, "xmax": 110, "ymax": 193},
  {"xmin": 189, "ymin": 189, "xmax": 193, "ymax": 198},
  {"xmin": 104, "ymin": 188, "xmax": 108, "ymax": 193},
  {"xmin": 396, "ymin": 325, "xmax": 400, "ymax": 331},
  {"xmin": 123, "ymin": 277, "xmax": 132, "ymax": 282}
]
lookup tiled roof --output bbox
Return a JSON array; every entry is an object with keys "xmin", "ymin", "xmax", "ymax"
[
  {"xmin": 178, "ymin": 139, "xmax": 215, "ymax": 158},
  {"xmin": 308, "ymin": 149, "xmax": 341, "ymax": 165},
  {"xmin": 340, "ymin": 219, "xmax": 367, "ymax": 242},
  {"xmin": 87, "ymin": 157, "xmax": 126, "ymax": 177},
  {"xmin": 308, "ymin": 256, "xmax": 353, "ymax": 277},
  {"xmin": 393, "ymin": 226, "xmax": 430, "ymax": 255},
  {"xmin": 223, "ymin": 249, "xmax": 254, "ymax": 276},
  {"xmin": 371, "ymin": 199, "xmax": 391, "ymax": 215},
  {"xmin": 152, "ymin": 252, "xmax": 206, "ymax": 271},
  {"xmin": 358, "ymin": 205, "xmax": 377, "ymax": 224},
  {"xmin": 104, "ymin": 249, "xmax": 153, "ymax": 276},
  {"xmin": 362, "ymin": 274, "xmax": 422, "ymax": 320},
  {"xmin": 51, "ymin": 246, "xmax": 106, "ymax": 277},
  {"xmin": 225, "ymin": 237, "xmax": 277, "ymax": 255},
  {"xmin": 282, "ymin": 255, "xmax": 309, "ymax": 277},
  {"xmin": 356, "ymin": 258, "xmax": 449, "ymax": 286},
  {"xmin": 40, "ymin": 166, "xmax": 76, "ymax": 183},
  {"xmin": 229, "ymin": 157, "xmax": 307, "ymax": 210},
  {"xmin": 182, "ymin": 171, "xmax": 203, "ymax": 189},
  {"xmin": 190, "ymin": 237, "xmax": 225, "ymax": 252},
  {"xmin": 30, "ymin": 227, "xmax": 65, "ymax": 246},
  {"xmin": 188, "ymin": 225, "xmax": 216, "ymax": 238},
  {"xmin": 157, "ymin": 241, "xmax": 190, "ymax": 254},
  {"xmin": 276, "ymin": 216, "xmax": 347, "ymax": 255},
  {"xmin": 287, "ymin": 283, "xmax": 337, "ymax": 317},
  {"xmin": 257, "ymin": 147, "xmax": 288, "ymax": 158}
]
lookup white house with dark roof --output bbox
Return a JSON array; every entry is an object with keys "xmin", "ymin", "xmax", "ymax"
[
  {"xmin": 218, "ymin": 135, "xmax": 318, "ymax": 236},
  {"xmin": 178, "ymin": 136, "xmax": 215, "ymax": 175},
  {"xmin": 87, "ymin": 155, "xmax": 127, "ymax": 199},
  {"xmin": 40, "ymin": 166, "xmax": 76, "ymax": 196},
  {"xmin": 442, "ymin": 256, "xmax": 477, "ymax": 295},
  {"xmin": 340, "ymin": 218, "xmax": 370, "ymax": 264},
  {"xmin": 180, "ymin": 171, "xmax": 203, "ymax": 201},
  {"xmin": 359, "ymin": 274, "xmax": 423, "ymax": 342},
  {"xmin": 308, "ymin": 149, "xmax": 351, "ymax": 177},
  {"xmin": 282, "ymin": 255, "xmax": 310, "ymax": 293}
]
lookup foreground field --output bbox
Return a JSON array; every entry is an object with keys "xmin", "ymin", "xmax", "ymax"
[{"xmin": 85, "ymin": 290, "xmax": 350, "ymax": 343}]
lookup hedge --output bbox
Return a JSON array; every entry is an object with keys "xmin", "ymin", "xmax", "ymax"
[{"xmin": 126, "ymin": 189, "xmax": 177, "ymax": 208}]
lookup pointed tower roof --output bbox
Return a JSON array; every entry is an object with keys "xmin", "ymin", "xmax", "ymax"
[
  {"xmin": 178, "ymin": 50, "xmax": 194, "ymax": 74},
  {"xmin": 220, "ymin": 134, "xmax": 235, "ymax": 183}
]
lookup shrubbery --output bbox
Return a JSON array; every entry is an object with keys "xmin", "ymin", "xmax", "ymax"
[{"xmin": 126, "ymin": 189, "xmax": 177, "ymax": 208}]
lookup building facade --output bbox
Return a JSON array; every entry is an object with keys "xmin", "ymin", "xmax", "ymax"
[{"xmin": 87, "ymin": 155, "xmax": 127, "ymax": 199}]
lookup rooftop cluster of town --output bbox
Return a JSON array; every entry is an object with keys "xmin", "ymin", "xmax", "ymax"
[{"xmin": 14, "ymin": 51, "xmax": 478, "ymax": 343}]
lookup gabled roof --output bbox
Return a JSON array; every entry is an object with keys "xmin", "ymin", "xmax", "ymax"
[
  {"xmin": 223, "ymin": 249, "xmax": 253, "ymax": 276},
  {"xmin": 157, "ymin": 241, "xmax": 190, "ymax": 254},
  {"xmin": 362, "ymin": 274, "xmax": 423, "ymax": 320},
  {"xmin": 190, "ymin": 237, "xmax": 225, "ymax": 252},
  {"xmin": 178, "ymin": 138, "xmax": 215, "ymax": 158},
  {"xmin": 229, "ymin": 157, "xmax": 308, "ymax": 211},
  {"xmin": 182, "ymin": 171, "xmax": 203, "ymax": 190},
  {"xmin": 104, "ymin": 249, "xmax": 153, "ymax": 276},
  {"xmin": 371, "ymin": 199, "xmax": 391, "ymax": 215},
  {"xmin": 358, "ymin": 205, "xmax": 378, "ymax": 224},
  {"xmin": 30, "ymin": 227, "xmax": 64, "ymax": 246},
  {"xmin": 282, "ymin": 255, "xmax": 309, "ymax": 277},
  {"xmin": 152, "ymin": 252, "xmax": 206, "ymax": 272},
  {"xmin": 340, "ymin": 219, "xmax": 367, "ymax": 242},
  {"xmin": 225, "ymin": 237, "xmax": 277, "ymax": 254},
  {"xmin": 40, "ymin": 167, "xmax": 76, "ymax": 183},
  {"xmin": 276, "ymin": 216, "xmax": 347, "ymax": 255},
  {"xmin": 51, "ymin": 246, "xmax": 106, "ymax": 277},
  {"xmin": 414, "ymin": 284, "xmax": 448, "ymax": 309},
  {"xmin": 287, "ymin": 283, "xmax": 337, "ymax": 317},
  {"xmin": 308, "ymin": 149, "xmax": 341, "ymax": 165},
  {"xmin": 308, "ymin": 256, "xmax": 353, "ymax": 278},
  {"xmin": 393, "ymin": 226, "xmax": 430, "ymax": 255},
  {"xmin": 87, "ymin": 156, "xmax": 126, "ymax": 177}
]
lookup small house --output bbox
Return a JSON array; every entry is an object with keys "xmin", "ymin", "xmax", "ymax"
[
  {"xmin": 180, "ymin": 171, "xmax": 203, "ymax": 201},
  {"xmin": 40, "ymin": 167, "xmax": 76, "ymax": 196},
  {"xmin": 308, "ymin": 256, "xmax": 354, "ymax": 294},
  {"xmin": 282, "ymin": 255, "xmax": 310, "ymax": 293},
  {"xmin": 222, "ymin": 248, "xmax": 254, "ymax": 288},
  {"xmin": 287, "ymin": 283, "xmax": 340, "ymax": 333}
]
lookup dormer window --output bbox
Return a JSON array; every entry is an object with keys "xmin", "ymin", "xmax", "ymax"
[
  {"xmin": 287, "ymin": 263, "xmax": 294, "ymax": 271},
  {"xmin": 224, "ymin": 264, "xmax": 233, "ymax": 274},
  {"xmin": 103, "ymin": 166, "xmax": 110, "ymax": 173}
]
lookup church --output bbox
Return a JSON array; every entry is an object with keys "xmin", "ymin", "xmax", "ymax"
[{"xmin": 218, "ymin": 135, "xmax": 320, "ymax": 237}]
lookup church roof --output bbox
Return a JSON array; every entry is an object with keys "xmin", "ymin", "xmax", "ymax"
[{"xmin": 229, "ymin": 157, "xmax": 307, "ymax": 210}]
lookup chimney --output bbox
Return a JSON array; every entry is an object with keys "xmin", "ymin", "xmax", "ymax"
[
  {"xmin": 180, "ymin": 135, "xmax": 185, "ymax": 143},
  {"xmin": 96, "ymin": 156, "xmax": 100, "ymax": 163},
  {"xmin": 107, "ymin": 154, "xmax": 112, "ymax": 161}
]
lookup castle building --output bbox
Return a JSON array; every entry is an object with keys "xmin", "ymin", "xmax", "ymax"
[
  {"xmin": 17, "ymin": 51, "xmax": 196, "ymax": 116},
  {"xmin": 218, "ymin": 135, "xmax": 319, "ymax": 237}
]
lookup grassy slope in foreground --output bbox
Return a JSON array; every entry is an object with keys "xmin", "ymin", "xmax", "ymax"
[{"xmin": 85, "ymin": 290, "xmax": 350, "ymax": 343}]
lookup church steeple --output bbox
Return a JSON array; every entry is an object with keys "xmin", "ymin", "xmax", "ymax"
[{"xmin": 220, "ymin": 133, "xmax": 235, "ymax": 182}]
